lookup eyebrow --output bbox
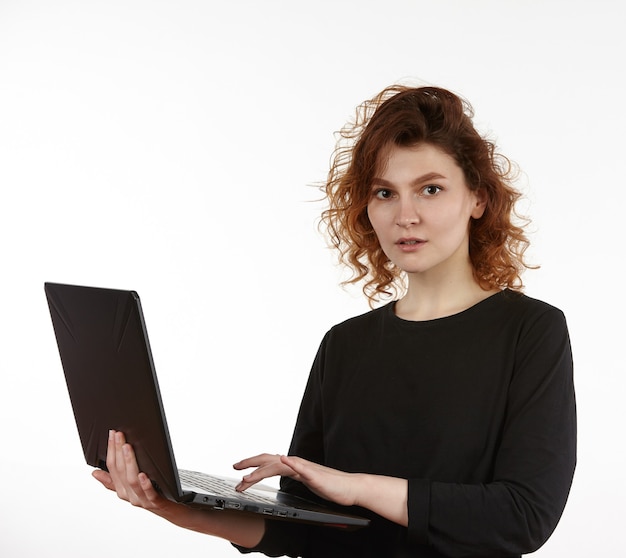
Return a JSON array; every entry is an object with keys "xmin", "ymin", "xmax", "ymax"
[{"xmin": 371, "ymin": 172, "xmax": 447, "ymax": 188}]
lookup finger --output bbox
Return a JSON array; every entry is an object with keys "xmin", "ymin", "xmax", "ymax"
[
  {"xmin": 121, "ymin": 440, "xmax": 141, "ymax": 480},
  {"xmin": 119, "ymin": 441, "xmax": 153, "ymax": 505},
  {"xmin": 109, "ymin": 431, "xmax": 134, "ymax": 499},
  {"xmin": 137, "ymin": 472, "xmax": 166, "ymax": 509},
  {"xmin": 236, "ymin": 458, "xmax": 298, "ymax": 492},
  {"xmin": 111, "ymin": 430, "xmax": 129, "ymax": 477},
  {"xmin": 103, "ymin": 430, "xmax": 126, "ymax": 498},
  {"xmin": 233, "ymin": 453, "xmax": 280, "ymax": 471},
  {"xmin": 104, "ymin": 430, "xmax": 130, "ymax": 499},
  {"xmin": 92, "ymin": 469, "xmax": 115, "ymax": 491},
  {"xmin": 105, "ymin": 429, "xmax": 118, "ymax": 477}
]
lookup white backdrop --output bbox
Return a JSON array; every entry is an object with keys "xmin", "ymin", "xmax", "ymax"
[{"xmin": 0, "ymin": 1, "xmax": 622, "ymax": 556}]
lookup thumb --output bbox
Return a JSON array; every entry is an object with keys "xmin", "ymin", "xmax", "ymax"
[{"xmin": 92, "ymin": 469, "xmax": 115, "ymax": 491}]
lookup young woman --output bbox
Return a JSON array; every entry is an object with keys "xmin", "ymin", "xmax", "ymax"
[{"xmin": 95, "ymin": 85, "xmax": 576, "ymax": 558}]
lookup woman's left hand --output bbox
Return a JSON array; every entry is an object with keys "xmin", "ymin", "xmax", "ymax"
[{"xmin": 233, "ymin": 454, "xmax": 361, "ymax": 507}]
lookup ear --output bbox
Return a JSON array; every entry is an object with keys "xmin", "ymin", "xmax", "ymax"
[{"xmin": 471, "ymin": 188, "xmax": 488, "ymax": 219}]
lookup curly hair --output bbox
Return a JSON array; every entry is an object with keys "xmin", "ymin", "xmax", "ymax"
[{"xmin": 320, "ymin": 85, "xmax": 533, "ymax": 304}]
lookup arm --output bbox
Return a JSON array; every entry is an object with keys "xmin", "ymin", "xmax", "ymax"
[
  {"xmin": 407, "ymin": 307, "xmax": 577, "ymax": 556},
  {"xmin": 93, "ymin": 430, "xmax": 265, "ymax": 549},
  {"xmin": 235, "ymin": 454, "xmax": 408, "ymax": 526}
]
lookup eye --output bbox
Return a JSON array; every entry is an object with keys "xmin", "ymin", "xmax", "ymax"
[
  {"xmin": 422, "ymin": 185, "xmax": 442, "ymax": 196},
  {"xmin": 373, "ymin": 188, "xmax": 394, "ymax": 200}
]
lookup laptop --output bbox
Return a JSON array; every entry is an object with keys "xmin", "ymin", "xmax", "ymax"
[{"xmin": 44, "ymin": 282, "xmax": 369, "ymax": 529}]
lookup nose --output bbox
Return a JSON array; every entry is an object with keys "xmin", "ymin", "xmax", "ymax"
[{"xmin": 395, "ymin": 197, "xmax": 420, "ymax": 227}]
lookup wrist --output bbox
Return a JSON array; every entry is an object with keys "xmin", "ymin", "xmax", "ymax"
[
  {"xmin": 351, "ymin": 473, "xmax": 409, "ymax": 526},
  {"xmin": 352, "ymin": 472, "xmax": 371, "ymax": 508}
]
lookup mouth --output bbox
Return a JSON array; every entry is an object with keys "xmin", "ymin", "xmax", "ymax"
[
  {"xmin": 396, "ymin": 238, "xmax": 425, "ymax": 246},
  {"xmin": 395, "ymin": 237, "xmax": 426, "ymax": 252}
]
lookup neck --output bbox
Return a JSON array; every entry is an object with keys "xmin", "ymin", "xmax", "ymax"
[{"xmin": 395, "ymin": 266, "xmax": 498, "ymax": 322}]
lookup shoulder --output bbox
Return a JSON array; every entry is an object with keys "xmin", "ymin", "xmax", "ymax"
[
  {"xmin": 313, "ymin": 304, "xmax": 393, "ymax": 356},
  {"xmin": 496, "ymin": 290, "xmax": 567, "ymax": 328},
  {"xmin": 499, "ymin": 289, "xmax": 561, "ymax": 311},
  {"xmin": 327, "ymin": 303, "xmax": 392, "ymax": 336},
  {"xmin": 492, "ymin": 292, "xmax": 571, "ymax": 361}
]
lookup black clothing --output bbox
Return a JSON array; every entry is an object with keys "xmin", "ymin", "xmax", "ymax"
[{"xmin": 237, "ymin": 290, "xmax": 576, "ymax": 557}]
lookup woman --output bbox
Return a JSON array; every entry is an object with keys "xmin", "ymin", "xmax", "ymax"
[{"xmin": 95, "ymin": 85, "xmax": 576, "ymax": 557}]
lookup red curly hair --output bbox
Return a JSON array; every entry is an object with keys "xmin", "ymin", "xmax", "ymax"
[{"xmin": 321, "ymin": 85, "xmax": 533, "ymax": 304}]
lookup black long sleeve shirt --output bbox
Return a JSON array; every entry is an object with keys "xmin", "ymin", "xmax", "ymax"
[{"xmin": 237, "ymin": 290, "xmax": 576, "ymax": 557}]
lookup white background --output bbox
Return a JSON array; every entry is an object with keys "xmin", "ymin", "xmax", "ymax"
[{"xmin": 0, "ymin": 1, "xmax": 622, "ymax": 556}]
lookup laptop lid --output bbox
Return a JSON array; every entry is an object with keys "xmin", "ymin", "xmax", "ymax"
[{"xmin": 45, "ymin": 282, "xmax": 186, "ymax": 501}]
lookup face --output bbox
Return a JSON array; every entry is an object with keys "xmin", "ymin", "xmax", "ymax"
[{"xmin": 366, "ymin": 143, "xmax": 486, "ymax": 279}]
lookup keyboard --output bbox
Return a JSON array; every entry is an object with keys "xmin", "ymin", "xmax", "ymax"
[{"xmin": 178, "ymin": 469, "xmax": 278, "ymax": 504}]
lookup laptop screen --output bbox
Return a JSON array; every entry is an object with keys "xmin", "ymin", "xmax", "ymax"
[{"xmin": 45, "ymin": 283, "xmax": 185, "ymax": 501}]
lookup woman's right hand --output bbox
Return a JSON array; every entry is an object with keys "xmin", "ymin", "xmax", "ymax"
[
  {"xmin": 92, "ymin": 429, "xmax": 174, "ymax": 514},
  {"xmin": 91, "ymin": 430, "xmax": 265, "ymax": 548}
]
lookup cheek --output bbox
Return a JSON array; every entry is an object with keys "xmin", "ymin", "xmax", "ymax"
[
  {"xmin": 366, "ymin": 205, "xmax": 394, "ymax": 242},
  {"xmin": 368, "ymin": 213, "xmax": 384, "ymax": 248},
  {"xmin": 366, "ymin": 204, "xmax": 382, "ymax": 231},
  {"xmin": 439, "ymin": 199, "xmax": 475, "ymax": 226}
]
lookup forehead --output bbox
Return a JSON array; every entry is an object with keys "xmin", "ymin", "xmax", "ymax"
[{"xmin": 375, "ymin": 142, "xmax": 463, "ymax": 179}]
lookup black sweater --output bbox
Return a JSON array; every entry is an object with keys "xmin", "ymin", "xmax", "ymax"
[{"xmin": 237, "ymin": 290, "xmax": 576, "ymax": 557}]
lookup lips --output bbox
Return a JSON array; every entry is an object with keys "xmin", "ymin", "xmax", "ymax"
[
  {"xmin": 394, "ymin": 237, "xmax": 426, "ymax": 252},
  {"xmin": 396, "ymin": 237, "xmax": 425, "ymax": 245}
]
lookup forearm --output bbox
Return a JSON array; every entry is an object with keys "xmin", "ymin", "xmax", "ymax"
[
  {"xmin": 354, "ymin": 474, "xmax": 408, "ymax": 526},
  {"xmin": 152, "ymin": 498, "xmax": 266, "ymax": 548}
]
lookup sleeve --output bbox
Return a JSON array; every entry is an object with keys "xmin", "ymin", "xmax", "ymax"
[
  {"xmin": 407, "ymin": 308, "xmax": 577, "ymax": 557},
  {"xmin": 233, "ymin": 334, "xmax": 330, "ymax": 557}
]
